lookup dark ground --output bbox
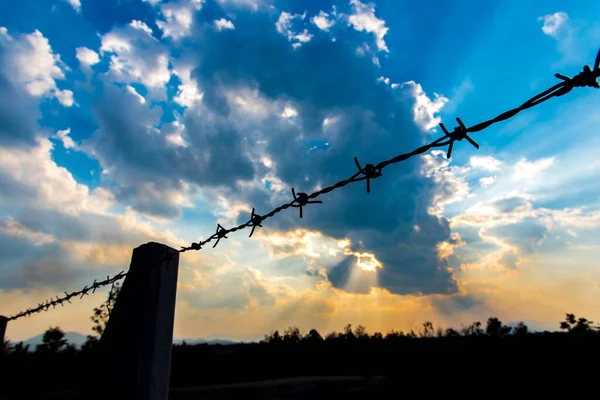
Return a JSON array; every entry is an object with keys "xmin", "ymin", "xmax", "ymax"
[{"xmin": 1, "ymin": 333, "xmax": 600, "ymax": 399}]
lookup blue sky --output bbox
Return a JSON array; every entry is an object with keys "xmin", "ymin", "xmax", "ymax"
[{"xmin": 0, "ymin": 0, "xmax": 599, "ymax": 341}]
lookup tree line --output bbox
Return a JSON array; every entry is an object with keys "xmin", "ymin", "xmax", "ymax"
[{"xmin": 1, "ymin": 284, "xmax": 599, "ymax": 398}]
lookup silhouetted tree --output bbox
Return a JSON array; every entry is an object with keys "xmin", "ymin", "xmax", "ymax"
[
  {"xmin": 486, "ymin": 317, "xmax": 512, "ymax": 337},
  {"xmin": 283, "ymin": 326, "xmax": 301, "ymax": 344},
  {"xmin": 11, "ymin": 341, "xmax": 30, "ymax": 355},
  {"xmin": 304, "ymin": 329, "xmax": 323, "ymax": 343},
  {"xmin": 342, "ymin": 324, "xmax": 356, "ymax": 340},
  {"xmin": 444, "ymin": 328, "xmax": 461, "ymax": 337},
  {"xmin": 560, "ymin": 313, "xmax": 596, "ymax": 335},
  {"xmin": 420, "ymin": 321, "xmax": 434, "ymax": 338},
  {"xmin": 385, "ymin": 329, "xmax": 404, "ymax": 339},
  {"xmin": 513, "ymin": 321, "xmax": 529, "ymax": 336},
  {"xmin": 372, "ymin": 332, "xmax": 383, "ymax": 340},
  {"xmin": 354, "ymin": 325, "xmax": 369, "ymax": 340},
  {"xmin": 90, "ymin": 282, "xmax": 121, "ymax": 337},
  {"xmin": 462, "ymin": 321, "xmax": 484, "ymax": 336},
  {"xmin": 263, "ymin": 330, "xmax": 282, "ymax": 344},
  {"xmin": 36, "ymin": 327, "xmax": 68, "ymax": 354},
  {"xmin": 81, "ymin": 335, "xmax": 99, "ymax": 352}
]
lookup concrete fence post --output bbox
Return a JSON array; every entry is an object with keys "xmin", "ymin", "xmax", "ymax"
[{"xmin": 97, "ymin": 242, "xmax": 180, "ymax": 400}]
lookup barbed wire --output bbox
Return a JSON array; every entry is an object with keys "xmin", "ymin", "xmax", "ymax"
[
  {"xmin": 7, "ymin": 271, "xmax": 127, "ymax": 321},
  {"xmin": 5, "ymin": 48, "xmax": 599, "ymax": 322},
  {"xmin": 179, "ymin": 48, "xmax": 600, "ymax": 253}
]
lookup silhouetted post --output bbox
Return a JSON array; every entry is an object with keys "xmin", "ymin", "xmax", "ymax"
[
  {"xmin": 97, "ymin": 242, "xmax": 180, "ymax": 400},
  {"xmin": 0, "ymin": 316, "xmax": 7, "ymax": 347}
]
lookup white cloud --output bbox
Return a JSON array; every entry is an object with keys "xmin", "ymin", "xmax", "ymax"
[
  {"xmin": 225, "ymin": 86, "xmax": 271, "ymax": 118},
  {"xmin": 275, "ymin": 11, "xmax": 295, "ymax": 35},
  {"xmin": 513, "ymin": 157, "xmax": 555, "ymax": 181},
  {"xmin": 126, "ymin": 85, "xmax": 146, "ymax": 104},
  {"xmin": 294, "ymin": 29, "xmax": 312, "ymax": 43},
  {"xmin": 1, "ymin": 217, "xmax": 55, "ymax": 245},
  {"xmin": 451, "ymin": 193, "xmax": 535, "ymax": 228},
  {"xmin": 172, "ymin": 67, "xmax": 203, "ymax": 108},
  {"xmin": 55, "ymin": 89, "xmax": 74, "ymax": 107},
  {"xmin": 401, "ymin": 80, "xmax": 448, "ymax": 131},
  {"xmin": 156, "ymin": 0, "xmax": 204, "ymax": 40},
  {"xmin": 479, "ymin": 176, "xmax": 496, "ymax": 187},
  {"xmin": 75, "ymin": 47, "xmax": 100, "ymax": 66},
  {"xmin": 311, "ymin": 11, "xmax": 335, "ymax": 32},
  {"xmin": 276, "ymin": 11, "xmax": 313, "ymax": 48},
  {"xmin": 65, "ymin": 0, "xmax": 81, "ymax": 13},
  {"xmin": 179, "ymin": 267, "xmax": 276, "ymax": 310},
  {"xmin": 53, "ymin": 128, "xmax": 77, "ymax": 150},
  {"xmin": 538, "ymin": 12, "xmax": 569, "ymax": 38},
  {"xmin": 130, "ymin": 20, "xmax": 154, "ymax": 36},
  {"xmin": 163, "ymin": 119, "xmax": 188, "ymax": 148},
  {"xmin": 281, "ymin": 106, "xmax": 298, "ymax": 118},
  {"xmin": 214, "ymin": 18, "xmax": 235, "ymax": 31},
  {"xmin": 0, "ymin": 139, "xmax": 113, "ymax": 214},
  {"xmin": 216, "ymin": 0, "xmax": 260, "ymax": 10},
  {"xmin": 1, "ymin": 29, "xmax": 74, "ymax": 107},
  {"xmin": 142, "ymin": 0, "xmax": 162, "ymax": 5},
  {"xmin": 100, "ymin": 23, "xmax": 171, "ymax": 95},
  {"xmin": 421, "ymin": 150, "xmax": 470, "ymax": 216},
  {"xmin": 470, "ymin": 156, "xmax": 502, "ymax": 171},
  {"xmin": 551, "ymin": 208, "xmax": 600, "ymax": 228},
  {"xmin": 347, "ymin": 0, "xmax": 389, "ymax": 52}
]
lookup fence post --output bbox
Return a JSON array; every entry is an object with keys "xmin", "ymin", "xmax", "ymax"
[
  {"xmin": 96, "ymin": 242, "xmax": 180, "ymax": 400},
  {"xmin": 0, "ymin": 315, "xmax": 7, "ymax": 348}
]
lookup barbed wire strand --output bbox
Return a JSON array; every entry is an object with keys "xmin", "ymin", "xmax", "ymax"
[
  {"xmin": 7, "ymin": 272, "xmax": 127, "ymax": 321},
  {"xmin": 179, "ymin": 48, "xmax": 599, "ymax": 252},
  {"xmin": 6, "ymin": 48, "xmax": 599, "ymax": 322}
]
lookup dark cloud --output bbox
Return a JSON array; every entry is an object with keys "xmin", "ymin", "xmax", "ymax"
[
  {"xmin": 430, "ymin": 293, "xmax": 483, "ymax": 316},
  {"xmin": 0, "ymin": 233, "xmax": 86, "ymax": 290},
  {"xmin": 185, "ymin": 4, "xmax": 457, "ymax": 296},
  {"xmin": 0, "ymin": 48, "xmax": 43, "ymax": 148},
  {"xmin": 492, "ymin": 196, "xmax": 531, "ymax": 214},
  {"xmin": 487, "ymin": 218, "xmax": 548, "ymax": 256},
  {"xmin": 0, "ymin": 170, "xmax": 39, "ymax": 205},
  {"xmin": 82, "ymin": 3, "xmax": 457, "ymax": 295},
  {"xmin": 13, "ymin": 207, "xmax": 148, "ymax": 245},
  {"xmin": 84, "ymin": 82, "xmax": 256, "ymax": 218},
  {"xmin": 326, "ymin": 256, "xmax": 372, "ymax": 294}
]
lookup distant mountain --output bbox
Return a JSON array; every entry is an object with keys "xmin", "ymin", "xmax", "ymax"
[
  {"xmin": 173, "ymin": 338, "xmax": 238, "ymax": 345},
  {"xmin": 21, "ymin": 331, "xmax": 89, "ymax": 349},
  {"xmin": 13, "ymin": 332, "xmax": 240, "ymax": 349}
]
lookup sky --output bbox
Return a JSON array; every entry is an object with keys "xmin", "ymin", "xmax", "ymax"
[{"xmin": 1, "ymin": 0, "xmax": 599, "ymax": 342}]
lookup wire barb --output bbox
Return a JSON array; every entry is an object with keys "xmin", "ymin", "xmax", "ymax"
[
  {"xmin": 439, "ymin": 117, "xmax": 479, "ymax": 159},
  {"xmin": 555, "ymin": 64, "xmax": 600, "ymax": 93},
  {"xmin": 248, "ymin": 207, "xmax": 265, "ymax": 237},
  {"xmin": 291, "ymin": 188, "xmax": 322, "ymax": 218},
  {"xmin": 354, "ymin": 157, "xmax": 382, "ymax": 194},
  {"xmin": 212, "ymin": 223, "xmax": 229, "ymax": 248}
]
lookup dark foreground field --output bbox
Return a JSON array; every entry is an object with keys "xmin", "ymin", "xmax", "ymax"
[
  {"xmin": 2, "ymin": 334, "xmax": 600, "ymax": 399},
  {"xmin": 169, "ymin": 376, "xmax": 388, "ymax": 400},
  {"xmin": 2, "ymin": 316, "xmax": 599, "ymax": 399}
]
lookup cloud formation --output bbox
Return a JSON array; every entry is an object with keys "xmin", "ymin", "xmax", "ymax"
[{"xmin": 538, "ymin": 12, "xmax": 569, "ymax": 38}]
